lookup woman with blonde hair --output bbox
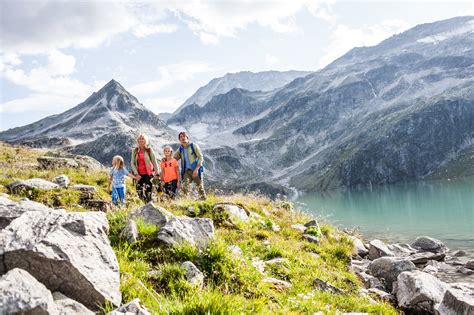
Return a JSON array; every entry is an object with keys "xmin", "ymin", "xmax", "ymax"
[{"xmin": 130, "ymin": 133, "xmax": 158, "ymax": 202}]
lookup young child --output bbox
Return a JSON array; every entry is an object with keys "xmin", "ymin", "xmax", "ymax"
[
  {"xmin": 108, "ymin": 155, "xmax": 135, "ymax": 206},
  {"xmin": 160, "ymin": 146, "xmax": 180, "ymax": 198}
]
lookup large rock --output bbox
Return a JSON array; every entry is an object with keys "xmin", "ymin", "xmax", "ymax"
[
  {"xmin": 408, "ymin": 251, "xmax": 446, "ymax": 265},
  {"xmin": 53, "ymin": 292, "xmax": 94, "ymax": 315},
  {"xmin": 0, "ymin": 196, "xmax": 50, "ymax": 230},
  {"xmin": 121, "ymin": 219, "xmax": 139, "ymax": 244},
  {"xmin": 396, "ymin": 270, "xmax": 448, "ymax": 313},
  {"xmin": 0, "ymin": 209, "xmax": 121, "ymax": 310},
  {"xmin": 129, "ymin": 202, "xmax": 173, "ymax": 228},
  {"xmin": 71, "ymin": 184, "xmax": 97, "ymax": 192},
  {"xmin": 263, "ymin": 277, "xmax": 292, "ymax": 291},
  {"xmin": 313, "ymin": 278, "xmax": 343, "ymax": 294},
  {"xmin": 38, "ymin": 156, "xmax": 80, "ymax": 169},
  {"xmin": 7, "ymin": 178, "xmax": 59, "ymax": 193},
  {"xmin": 411, "ymin": 236, "xmax": 448, "ymax": 254},
  {"xmin": 53, "ymin": 175, "xmax": 70, "ymax": 188},
  {"xmin": 213, "ymin": 203, "xmax": 249, "ymax": 225},
  {"xmin": 387, "ymin": 243, "xmax": 417, "ymax": 257},
  {"xmin": 37, "ymin": 155, "xmax": 103, "ymax": 171},
  {"xmin": 465, "ymin": 260, "xmax": 474, "ymax": 270},
  {"xmin": 181, "ymin": 261, "xmax": 204, "ymax": 288},
  {"xmin": 0, "ymin": 268, "xmax": 58, "ymax": 314},
  {"xmin": 368, "ymin": 240, "xmax": 394, "ymax": 260},
  {"xmin": 157, "ymin": 216, "xmax": 214, "ymax": 249},
  {"xmin": 368, "ymin": 257, "xmax": 416, "ymax": 291},
  {"xmin": 349, "ymin": 236, "xmax": 369, "ymax": 257},
  {"xmin": 436, "ymin": 283, "xmax": 474, "ymax": 315}
]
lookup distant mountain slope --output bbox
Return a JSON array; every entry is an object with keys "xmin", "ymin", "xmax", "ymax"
[
  {"xmin": 172, "ymin": 16, "xmax": 474, "ymax": 193},
  {"xmin": 175, "ymin": 70, "xmax": 312, "ymax": 112},
  {"xmin": 0, "ymin": 80, "xmax": 176, "ymax": 165}
]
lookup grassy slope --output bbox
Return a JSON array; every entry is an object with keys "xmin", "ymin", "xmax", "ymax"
[{"xmin": 0, "ymin": 142, "xmax": 395, "ymax": 314}]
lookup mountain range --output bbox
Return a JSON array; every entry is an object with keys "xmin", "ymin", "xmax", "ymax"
[{"xmin": 1, "ymin": 16, "xmax": 473, "ymax": 196}]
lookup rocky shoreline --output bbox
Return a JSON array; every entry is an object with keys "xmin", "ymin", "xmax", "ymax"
[{"xmin": 348, "ymin": 234, "xmax": 474, "ymax": 314}]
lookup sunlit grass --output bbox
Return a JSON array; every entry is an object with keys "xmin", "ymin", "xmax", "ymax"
[{"xmin": 0, "ymin": 142, "xmax": 396, "ymax": 314}]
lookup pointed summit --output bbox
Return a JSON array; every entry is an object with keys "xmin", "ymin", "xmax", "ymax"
[{"xmin": 97, "ymin": 79, "xmax": 128, "ymax": 95}]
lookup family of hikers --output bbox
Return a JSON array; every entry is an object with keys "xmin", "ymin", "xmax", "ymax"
[{"xmin": 107, "ymin": 131, "xmax": 205, "ymax": 206}]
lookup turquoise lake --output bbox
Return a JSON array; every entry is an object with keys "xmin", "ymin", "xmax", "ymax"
[{"xmin": 297, "ymin": 176, "xmax": 474, "ymax": 256}]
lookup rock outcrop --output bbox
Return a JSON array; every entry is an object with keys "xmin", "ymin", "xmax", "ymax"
[
  {"xmin": 0, "ymin": 268, "xmax": 58, "ymax": 314},
  {"xmin": 0, "ymin": 208, "xmax": 121, "ymax": 310},
  {"xmin": 396, "ymin": 270, "xmax": 448, "ymax": 313}
]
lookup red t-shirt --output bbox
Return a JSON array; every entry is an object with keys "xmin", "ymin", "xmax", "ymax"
[
  {"xmin": 137, "ymin": 150, "xmax": 148, "ymax": 175},
  {"xmin": 160, "ymin": 158, "xmax": 179, "ymax": 183}
]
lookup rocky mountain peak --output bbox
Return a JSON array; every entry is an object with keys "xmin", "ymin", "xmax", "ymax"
[{"xmin": 100, "ymin": 79, "xmax": 127, "ymax": 94}]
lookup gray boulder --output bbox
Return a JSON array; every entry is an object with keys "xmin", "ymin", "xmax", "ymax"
[
  {"xmin": 465, "ymin": 260, "xmax": 474, "ymax": 270},
  {"xmin": 302, "ymin": 234, "xmax": 320, "ymax": 244},
  {"xmin": 358, "ymin": 272, "xmax": 384, "ymax": 290},
  {"xmin": 181, "ymin": 261, "xmax": 204, "ymax": 288},
  {"xmin": 451, "ymin": 250, "xmax": 467, "ymax": 257},
  {"xmin": 0, "ymin": 209, "xmax": 121, "ymax": 310},
  {"xmin": 157, "ymin": 216, "xmax": 214, "ymax": 249},
  {"xmin": 368, "ymin": 288, "xmax": 396, "ymax": 304},
  {"xmin": 408, "ymin": 251, "xmax": 446, "ymax": 265},
  {"xmin": 37, "ymin": 155, "xmax": 103, "ymax": 171},
  {"xmin": 0, "ymin": 268, "xmax": 58, "ymax": 314},
  {"xmin": 228, "ymin": 245, "xmax": 244, "ymax": 259},
  {"xmin": 350, "ymin": 259, "xmax": 371, "ymax": 274},
  {"xmin": 7, "ymin": 178, "xmax": 59, "ymax": 193},
  {"xmin": 368, "ymin": 257, "xmax": 416, "ymax": 291},
  {"xmin": 387, "ymin": 243, "xmax": 417, "ymax": 257},
  {"xmin": 264, "ymin": 257, "xmax": 289, "ymax": 267},
  {"xmin": 129, "ymin": 202, "xmax": 173, "ymax": 228},
  {"xmin": 53, "ymin": 175, "xmax": 70, "ymax": 188},
  {"xmin": 304, "ymin": 219, "xmax": 319, "ymax": 227},
  {"xmin": 109, "ymin": 298, "xmax": 151, "ymax": 315},
  {"xmin": 368, "ymin": 240, "xmax": 394, "ymax": 260},
  {"xmin": 263, "ymin": 277, "xmax": 292, "ymax": 291},
  {"xmin": 214, "ymin": 203, "xmax": 249, "ymax": 225},
  {"xmin": 313, "ymin": 278, "xmax": 343, "ymax": 294},
  {"xmin": 71, "ymin": 184, "xmax": 97, "ymax": 192},
  {"xmin": 291, "ymin": 224, "xmax": 307, "ymax": 232},
  {"xmin": 349, "ymin": 236, "xmax": 369, "ymax": 257},
  {"xmin": 411, "ymin": 236, "xmax": 448, "ymax": 254},
  {"xmin": 38, "ymin": 156, "xmax": 80, "ymax": 169},
  {"xmin": 396, "ymin": 270, "xmax": 448, "ymax": 313},
  {"xmin": 436, "ymin": 283, "xmax": 474, "ymax": 315},
  {"xmin": 0, "ymin": 196, "xmax": 50, "ymax": 230},
  {"xmin": 53, "ymin": 292, "xmax": 94, "ymax": 315},
  {"xmin": 121, "ymin": 219, "xmax": 139, "ymax": 244}
]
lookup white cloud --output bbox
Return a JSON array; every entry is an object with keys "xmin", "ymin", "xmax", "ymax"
[
  {"xmin": 171, "ymin": 0, "xmax": 336, "ymax": 44},
  {"xmin": 0, "ymin": 1, "xmax": 177, "ymax": 54},
  {"xmin": 317, "ymin": 19, "xmax": 412, "ymax": 69},
  {"xmin": 132, "ymin": 23, "xmax": 178, "ymax": 38},
  {"xmin": 143, "ymin": 96, "xmax": 184, "ymax": 114},
  {"xmin": 2, "ymin": 51, "xmax": 90, "ymax": 97},
  {"xmin": 130, "ymin": 61, "xmax": 216, "ymax": 95},
  {"xmin": 265, "ymin": 54, "xmax": 280, "ymax": 65}
]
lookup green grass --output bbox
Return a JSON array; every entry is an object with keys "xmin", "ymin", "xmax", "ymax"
[{"xmin": 0, "ymin": 142, "xmax": 397, "ymax": 314}]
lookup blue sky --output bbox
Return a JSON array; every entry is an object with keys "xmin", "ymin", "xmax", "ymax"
[{"xmin": 0, "ymin": 0, "xmax": 472, "ymax": 131}]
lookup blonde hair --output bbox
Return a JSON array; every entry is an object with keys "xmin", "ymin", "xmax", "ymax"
[
  {"xmin": 112, "ymin": 155, "xmax": 125, "ymax": 169},
  {"xmin": 163, "ymin": 145, "xmax": 173, "ymax": 153},
  {"xmin": 136, "ymin": 133, "xmax": 149, "ymax": 146}
]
